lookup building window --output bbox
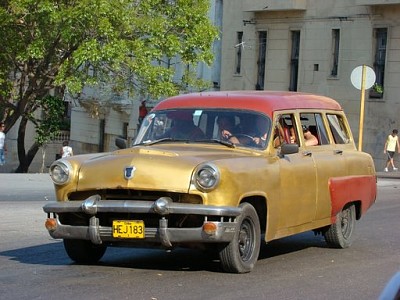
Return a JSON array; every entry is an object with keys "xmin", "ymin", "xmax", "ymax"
[
  {"xmin": 123, "ymin": 122, "xmax": 129, "ymax": 139},
  {"xmin": 331, "ymin": 29, "xmax": 340, "ymax": 77},
  {"xmin": 370, "ymin": 28, "xmax": 387, "ymax": 99},
  {"xmin": 256, "ymin": 31, "xmax": 267, "ymax": 90},
  {"xmin": 289, "ymin": 31, "xmax": 300, "ymax": 91},
  {"xmin": 235, "ymin": 31, "xmax": 243, "ymax": 74}
]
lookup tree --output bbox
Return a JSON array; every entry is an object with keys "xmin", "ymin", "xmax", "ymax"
[{"xmin": 0, "ymin": 0, "xmax": 218, "ymax": 172}]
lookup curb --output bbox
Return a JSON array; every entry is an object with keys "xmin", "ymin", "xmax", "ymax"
[{"xmin": 376, "ymin": 172, "xmax": 400, "ymax": 179}]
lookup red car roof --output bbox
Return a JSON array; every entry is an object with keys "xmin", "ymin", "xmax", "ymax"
[{"xmin": 153, "ymin": 91, "xmax": 342, "ymax": 116}]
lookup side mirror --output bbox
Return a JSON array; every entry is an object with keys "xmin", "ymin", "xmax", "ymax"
[
  {"xmin": 280, "ymin": 143, "xmax": 299, "ymax": 155},
  {"xmin": 115, "ymin": 137, "xmax": 127, "ymax": 149}
]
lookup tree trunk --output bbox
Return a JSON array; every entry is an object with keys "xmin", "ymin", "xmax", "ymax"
[{"xmin": 14, "ymin": 116, "xmax": 40, "ymax": 173}]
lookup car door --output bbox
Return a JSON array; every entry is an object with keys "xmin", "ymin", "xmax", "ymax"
[
  {"xmin": 299, "ymin": 112, "xmax": 348, "ymax": 222},
  {"xmin": 273, "ymin": 113, "xmax": 318, "ymax": 231}
]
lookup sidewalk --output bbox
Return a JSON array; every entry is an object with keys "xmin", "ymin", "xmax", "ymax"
[
  {"xmin": 376, "ymin": 171, "xmax": 400, "ymax": 179},
  {"xmin": 0, "ymin": 173, "xmax": 54, "ymax": 201},
  {"xmin": 0, "ymin": 173, "xmax": 53, "ymax": 188}
]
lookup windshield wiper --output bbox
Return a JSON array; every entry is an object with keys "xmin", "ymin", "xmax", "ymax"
[
  {"xmin": 196, "ymin": 139, "xmax": 236, "ymax": 148},
  {"xmin": 138, "ymin": 138, "xmax": 235, "ymax": 148},
  {"xmin": 141, "ymin": 138, "xmax": 177, "ymax": 146},
  {"xmin": 140, "ymin": 138, "xmax": 196, "ymax": 146}
]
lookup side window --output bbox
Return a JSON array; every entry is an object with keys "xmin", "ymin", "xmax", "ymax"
[
  {"xmin": 299, "ymin": 113, "xmax": 329, "ymax": 146},
  {"xmin": 315, "ymin": 114, "xmax": 330, "ymax": 145},
  {"xmin": 327, "ymin": 114, "xmax": 350, "ymax": 144},
  {"xmin": 273, "ymin": 114, "xmax": 297, "ymax": 148}
]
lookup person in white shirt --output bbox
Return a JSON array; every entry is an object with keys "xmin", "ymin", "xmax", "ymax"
[
  {"xmin": 61, "ymin": 140, "xmax": 73, "ymax": 158},
  {"xmin": 384, "ymin": 129, "xmax": 400, "ymax": 172},
  {"xmin": 0, "ymin": 122, "xmax": 6, "ymax": 165}
]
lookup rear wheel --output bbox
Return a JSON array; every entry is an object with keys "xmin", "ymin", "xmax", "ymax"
[
  {"xmin": 63, "ymin": 239, "xmax": 107, "ymax": 264},
  {"xmin": 218, "ymin": 203, "xmax": 261, "ymax": 273},
  {"xmin": 324, "ymin": 204, "xmax": 356, "ymax": 248}
]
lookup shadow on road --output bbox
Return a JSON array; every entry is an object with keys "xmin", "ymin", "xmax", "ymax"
[
  {"xmin": 0, "ymin": 241, "xmax": 69, "ymax": 265},
  {"xmin": 259, "ymin": 230, "xmax": 327, "ymax": 259},
  {"xmin": 0, "ymin": 231, "xmax": 328, "ymax": 272}
]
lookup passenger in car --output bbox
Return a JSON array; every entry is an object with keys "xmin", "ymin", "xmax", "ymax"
[
  {"xmin": 303, "ymin": 126, "xmax": 318, "ymax": 146},
  {"xmin": 164, "ymin": 111, "xmax": 205, "ymax": 140},
  {"xmin": 273, "ymin": 117, "xmax": 296, "ymax": 147}
]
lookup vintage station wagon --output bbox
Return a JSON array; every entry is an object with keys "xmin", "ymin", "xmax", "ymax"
[{"xmin": 44, "ymin": 91, "xmax": 377, "ymax": 273}]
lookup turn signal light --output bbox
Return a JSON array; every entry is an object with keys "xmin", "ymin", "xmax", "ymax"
[
  {"xmin": 45, "ymin": 218, "xmax": 57, "ymax": 231},
  {"xmin": 202, "ymin": 222, "xmax": 217, "ymax": 235}
]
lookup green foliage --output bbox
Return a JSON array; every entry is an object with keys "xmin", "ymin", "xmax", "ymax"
[
  {"xmin": 0, "ymin": 0, "xmax": 218, "ymax": 119},
  {"xmin": 35, "ymin": 96, "xmax": 65, "ymax": 146},
  {"xmin": 372, "ymin": 83, "xmax": 383, "ymax": 94}
]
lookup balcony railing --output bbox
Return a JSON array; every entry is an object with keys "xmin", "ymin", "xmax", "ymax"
[
  {"xmin": 52, "ymin": 131, "xmax": 70, "ymax": 142},
  {"xmin": 356, "ymin": 0, "xmax": 400, "ymax": 5},
  {"xmin": 243, "ymin": 0, "xmax": 307, "ymax": 12}
]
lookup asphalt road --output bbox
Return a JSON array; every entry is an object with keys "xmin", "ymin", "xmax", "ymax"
[{"xmin": 0, "ymin": 174, "xmax": 399, "ymax": 300}]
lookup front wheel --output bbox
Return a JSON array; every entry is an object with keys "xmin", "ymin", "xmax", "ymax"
[
  {"xmin": 324, "ymin": 204, "xmax": 356, "ymax": 248},
  {"xmin": 218, "ymin": 203, "xmax": 261, "ymax": 273},
  {"xmin": 63, "ymin": 239, "xmax": 107, "ymax": 264}
]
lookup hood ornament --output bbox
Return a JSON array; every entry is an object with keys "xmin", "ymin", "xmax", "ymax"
[{"xmin": 124, "ymin": 166, "xmax": 136, "ymax": 180}]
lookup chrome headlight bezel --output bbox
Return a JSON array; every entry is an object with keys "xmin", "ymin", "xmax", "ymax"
[
  {"xmin": 49, "ymin": 160, "xmax": 73, "ymax": 185},
  {"xmin": 193, "ymin": 163, "xmax": 220, "ymax": 192}
]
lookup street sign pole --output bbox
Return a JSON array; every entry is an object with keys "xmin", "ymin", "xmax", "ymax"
[
  {"xmin": 350, "ymin": 65, "xmax": 375, "ymax": 152},
  {"xmin": 358, "ymin": 65, "xmax": 366, "ymax": 151}
]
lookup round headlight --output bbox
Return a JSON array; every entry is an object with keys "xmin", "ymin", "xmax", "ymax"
[
  {"xmin": 193, "ymin": 163, "xmax": 220, "ymax": 191},
  {"xmin": 49, "ymin": 160, "xmax": 72, "ymax": 185}
]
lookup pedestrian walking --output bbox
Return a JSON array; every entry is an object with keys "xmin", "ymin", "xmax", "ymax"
[
  {"xmin": 138, "ymin": 100, "xmax": 148, "ymax": 125},
  {"xmin": 384, "ymin": 129, "xmax": 400, "ymax": 172},
  {"xmin": 0, "ymin": 122, "xmax": 6, "ymax": 165}
]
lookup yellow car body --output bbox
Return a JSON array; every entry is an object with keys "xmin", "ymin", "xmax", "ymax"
[{"xmin": 44, "ymin": 91, "xmax": 376, "ymax": 273}]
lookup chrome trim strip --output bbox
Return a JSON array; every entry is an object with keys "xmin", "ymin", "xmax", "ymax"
[
  {"xmin": 47, "ymin": 217, "xmax": 238, "ymax": 246},
  {"xmin": 44, "ymin": 196, "xmax": 242, "ymax": 217}
]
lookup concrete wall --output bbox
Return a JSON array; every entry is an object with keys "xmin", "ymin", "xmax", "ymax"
[{"xmin": 69, "ymin": 105, "xmax": 136, "ymax": 155}]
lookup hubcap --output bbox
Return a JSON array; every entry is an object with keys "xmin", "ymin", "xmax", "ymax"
[
  {"xmin": 341, "ymin": 208, "xmax": 352, "ymax": 238},
  {"xmin": 238, "ymin": 219, "xmax": 254, "ymax": 261}
]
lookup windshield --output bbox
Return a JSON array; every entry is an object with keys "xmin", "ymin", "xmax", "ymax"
[{"xmin": 133, "ymin": 109, "xmax": 272, "ymax": 149}]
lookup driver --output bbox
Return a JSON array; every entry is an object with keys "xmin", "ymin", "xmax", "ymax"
[
  {"xmin": 217, "ymin": 115, "xmax": 240, "ymax": 144},
  {"xmin": 251, "ymin": 115, "xmax": 268, "ymax": 147}
]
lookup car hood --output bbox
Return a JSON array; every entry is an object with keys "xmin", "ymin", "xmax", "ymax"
[{"xmin": 76, "ymin": 144, "xmax": 255, "ymax": 193}]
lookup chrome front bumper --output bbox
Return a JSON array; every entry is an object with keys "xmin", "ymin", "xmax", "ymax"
[{"xmin": 43, "ymin": 195, "xmax": 242, "ymax": 248}]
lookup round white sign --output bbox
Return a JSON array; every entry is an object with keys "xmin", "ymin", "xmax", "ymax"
[{"xmin": 350, "ymin": 65, "xmax": 376, "ymax": 90}]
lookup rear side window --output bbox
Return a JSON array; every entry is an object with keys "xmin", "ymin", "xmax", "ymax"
[
  {"xmin": 273, "ymin": 114, "xmax": 298, "ymax": 148},
  {"xmin": 299, "ymin": 113, "xmax": 330, "ymax": 145},
  {"xmin": 327, "ymin": 114, "xmax": 350, "ymax": 144}
]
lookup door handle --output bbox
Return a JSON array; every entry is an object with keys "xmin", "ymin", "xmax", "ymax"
[
  {"xmin": 303, "ymin": 151, "xmax": 312, "ymax": 157},
  {"xmin": 334, "ymin": 150, "xmax": 343, "ymax": 155}
]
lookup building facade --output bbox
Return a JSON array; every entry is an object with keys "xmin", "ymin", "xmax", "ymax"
[{"xmin": 220, "ymin": 0, "xmax": 400, "ymax": 169}]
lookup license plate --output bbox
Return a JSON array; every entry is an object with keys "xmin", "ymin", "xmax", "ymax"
[{"xmin": 112, "ymin": 220, "xmax": 145, "ymax": 239}]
